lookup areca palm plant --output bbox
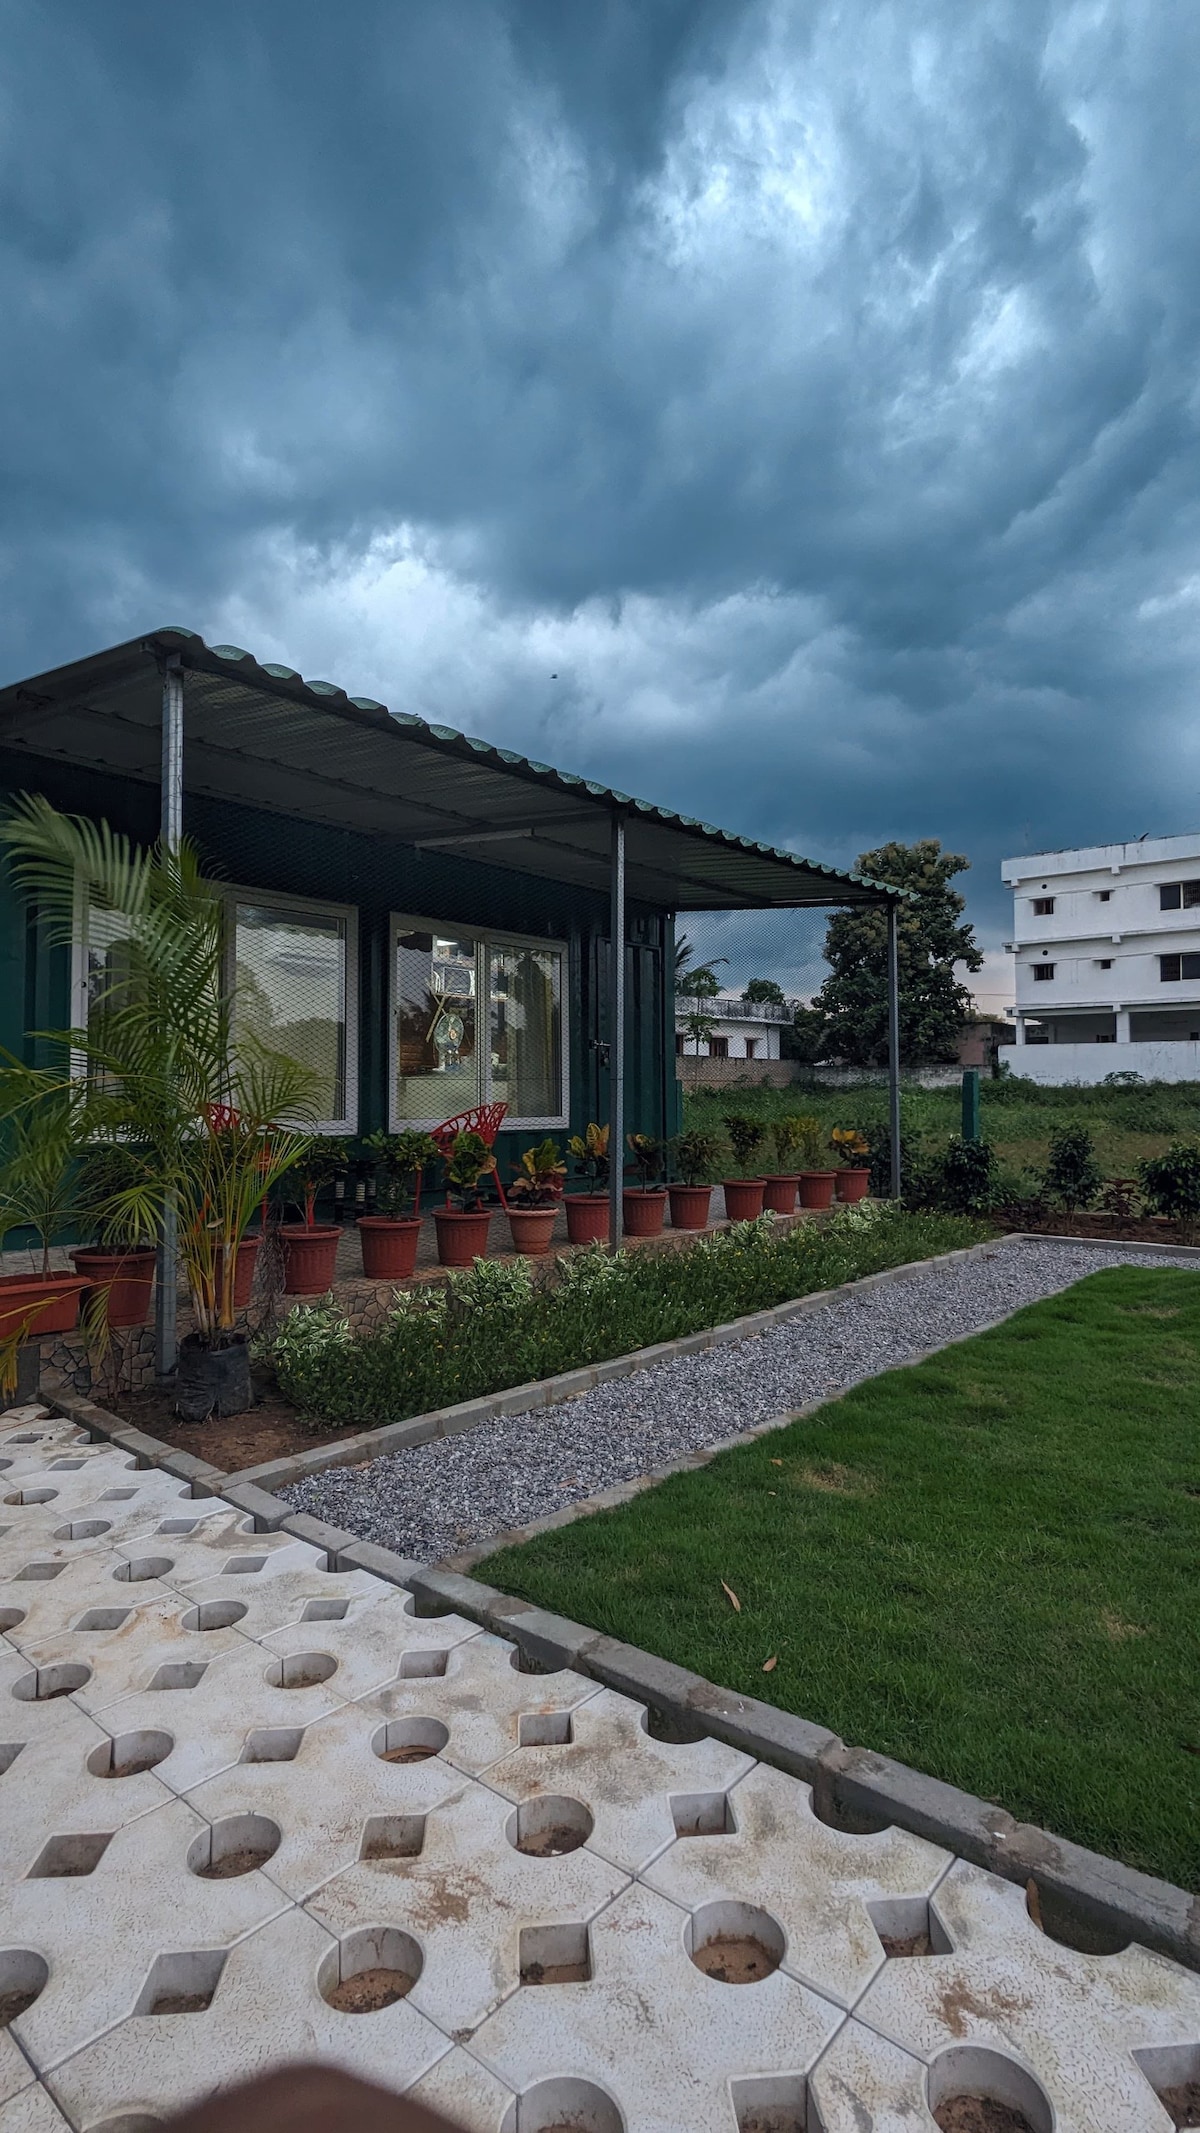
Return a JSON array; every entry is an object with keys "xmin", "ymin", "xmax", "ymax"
[{"xmin": 0, "ymin": 796, "xmax": 318, "ymax": 1417}]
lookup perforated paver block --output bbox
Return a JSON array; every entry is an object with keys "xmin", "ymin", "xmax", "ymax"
[
  {"xmin": 0, "ymin": 1550, "xmax": 185, "ymax": 1647},
  {"xmin": 645, "ymin": 1761, "xmax": 953, "ymax": 2010},
  {"xmin": 132, "ymin": 1513, "xmax": 328, "ymax": 1590},
  {"xmin": 407, "ymin": 2047, "xmax": 515, "ymax": 2133},
  {"xmin": 0, "ymin": 2085, "xmax": 72, "ymax": 2133},
  {"xmin": 484, "ymin": 1685, "xmax": 756, "ymax": 1871},
  {"xmin": 0, "ymin": 2037, "xmax": 36, "ymax": 2114},
  {"xmin": 468, "ymin": 1878, "xmax": 843, "ymax": 2133},
  {"xmin": 259, "ymin": 1594, "xmax": 480, "ymax": 1704},
  {"xmin": 809, "ymin": 2018, "xmax": 938, "ymax": 2133},
  {"xmin": 171, "ymin": 1563, "xmax": 416, "ymax": 1643},
  {"xmin": 7, "ymin": 1599, "xmax": 263, "ymax": 1713},
  {"xmin": 0, "ymin": 1697, "xmax": 173, "ymax": 1880},
  {"xmin": 87, "ymin": 1634, "xmax": 354, "ymax": 1794},
  {"xmin": 5, "ymin": 1796, "xmax": 291, "ymax": 2074},
  {"xmin": 854, "ymin": 1857, "xmax": 1200, "ymax": 2133},
  {"xmin": 182, "ymin": 1698, "xmax": 476, "ymax": 1901},
  {"xmin": 43, "ymin": 1907, "xmax": 451, "ymax": 2125},
  {"xmin": 356, "ymin": 1630, "xmax": 605, "ymax": 1778},
  {"xmin": 0, "ymin": 1485, "xmax": 235, "ymax": 1579},
  {"xmin": 305, "ymin": 1775, "xmax": 632, "ymax": 2037}
]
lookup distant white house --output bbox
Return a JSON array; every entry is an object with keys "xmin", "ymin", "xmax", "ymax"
[
  {"xmin": 675, "ymin": 990, "xmax": 788, "ymax": 1062},
  {"xmin": 1000, "ymin": 833, "xmax": 1200, "ymax": 1084}
]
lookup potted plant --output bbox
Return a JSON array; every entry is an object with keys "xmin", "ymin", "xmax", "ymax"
[
  {"xmin": 0, "ymin": 796, "xmax": 316, "ymax": 1420},
  {"xmin": 280, "ymin": 1136, "xmax": 348, "ymax": 1293},
  {"xmin": 668, "ymin": 1129, "xmax": 725, "ymax": 1229},
  {"xmin": 832, "ymin": 1126, "xmax": 872, "ymax": 1202},
  {"xmin": 359, "ymin": 1129, "xmax": 437, "ymax": 1279},
  {"xmin": 762, "ymin": 1116, "xmax": 807, "ymax": 1215},
  {"xmin": 720, "ymin": 1114, "xmax": 767, "ymax": 1219},
  {"xmin": 434, "ymin": 1129, "xmax": 496, "ymax": 1265},
  {"xmin": 564, "ymin": 1122, "xmax": 610, "ymax": 1244},
  {"xmin": 0, "ymin": 1091, "xmax": 89, "ymax": 1346},
  {"xmin": 623, "ymin": 1133, "xmax": 668, "ymax": 1236},
  {"xmin": 70, "ymin": 1141, "xmax": 158, "ymax": 1328},
  {"xmin": 795, "ymin": 1114, "xmax": 837, "ymax": 1209},
  {"xmin": 507, "ymin": 1137, "xmax": 567, "ymax": 1255}
]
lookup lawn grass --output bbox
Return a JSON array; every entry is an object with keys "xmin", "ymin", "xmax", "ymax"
[
  {"xmin": 483, "ymin": 1264, "xmax": 1200, "ymax": 1890},
  {"xmin": 683, "ymin": 1075, "xmax": 1200, "ymax": 1183}
]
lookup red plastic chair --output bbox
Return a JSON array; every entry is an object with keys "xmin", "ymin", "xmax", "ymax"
[{"xmin": 429, "ymin": 1102, "xmax": 509, "ymax": 1209}]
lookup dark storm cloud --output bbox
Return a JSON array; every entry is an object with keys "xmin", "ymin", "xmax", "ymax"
[{"xmin": 2, "ymin": 0, "xmax": 1200, "ymax": 966}]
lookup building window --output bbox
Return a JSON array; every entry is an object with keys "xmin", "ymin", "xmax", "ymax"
[
  {"xmin": 1032, "ymin": 963, "xmax": 1055, "ymax": 981},
  {"xmin": 74, "ymin": 885, "xmax": 358, "ymax": 1132},
  {"xmin": 1096, "ymin": 959, "xmax": 1113, "ymax": 969},
  {"xmin": 1032, "ymin": 897, "xmax": 1054, "ymax": 916},
  {"xmin": 391, "ymin": 917, "xmax": 565, "ymax": 1128},
  {"xmin": 1159, "ymin": 953, "xmax": 1200, "ymax": 982},
  {"xmin": 230, "ymin": 896, "xmax": 356, "ymax": 1131},
  {"xmin": 709, "ymin": 1036, "xmax": 729, "ymax": 1059},
  {"xmin": 1160, "ymin": 881, "xmax": 1200, "ymax": 910},
  {"xmin": 1097, "ymin": 890, "xmax": 1111, "ymax": 902},
  {"xmin": 675, "ymin": 1031, "xmax": 684, "ymax": 1058},
  {"xmin": 744, "ymin": 1037, "xmax": 757, "ymax": 1060}
]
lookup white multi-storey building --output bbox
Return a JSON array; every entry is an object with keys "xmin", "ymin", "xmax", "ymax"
[
  {"xmin": 675, "ymin": 990, "xmax": 787, "ymax": 1062},
  {"xmin": 999, "ymin": 834, "xmax": 1200, "ymax": 1084}
]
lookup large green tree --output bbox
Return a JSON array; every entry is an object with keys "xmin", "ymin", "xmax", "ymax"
[{"xmin": 814, "ymin": 839, "xmax": 981, "ymax": 1064}]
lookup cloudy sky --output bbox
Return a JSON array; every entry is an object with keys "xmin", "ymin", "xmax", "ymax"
[{"xmin": 4, "ymin": 0, "xmax": 1200, "ymax": 1005}]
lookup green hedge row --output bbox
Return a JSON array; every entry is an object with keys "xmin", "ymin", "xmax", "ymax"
[{"xmin": 266, "ymin": 1204, "xmax": 987, "ymax": 1429}]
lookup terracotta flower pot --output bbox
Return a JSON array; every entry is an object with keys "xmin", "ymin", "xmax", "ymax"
[
  {"xmin": 761, "ymin": 1174, "xmax": 801, "ymax": 1216},
  {"xmin": 565, "ymin": 1194, "xmax": 610, "ymax": 1246},
  {"xmin": 836, "ymin": 1168, "xmax": 871, "ymax": 1203},
  {"xmin": 280, "ymin": 1224, "xmax": 342, "ymax": 1294},
  {"xmin": 622, "ymin": 1189, "xmax": 667, "ymax": 1237},
  {"xmin": 357, "ymin": 1216, "xmax": 421, "ymax": 1281},
  {"xmin": 798, "ymin": 1171, "xmax": 837, "ymax": 1210},
  {"xmin": 668, "ymin": 1183, "xmax": 713, "ymax": 1231},
  {"xmin": 69, "ymin": 1246, "xmax": 157, "ymax": 1329},
  {"xmin": 0, "ymin": 1271, "xmax": 88, "ymax": 1339},
  {"xmin": 507, "ymin": 1206, "xmax": 559, "ymax": 1257},
  {"xmin": 433, "ymin": 1207, "xmax": 493, "ymax": 1267},
  {"xmin": 722, "ymin": 1178, "xmax": 766, "ymax": 1220}
]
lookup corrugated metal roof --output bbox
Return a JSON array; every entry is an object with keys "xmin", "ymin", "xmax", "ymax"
[{"xmin": 0, "ymin": 627, "xmax": 904, "ymax": 911}]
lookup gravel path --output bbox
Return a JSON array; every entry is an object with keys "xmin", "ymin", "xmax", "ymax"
[{"xmin": 283, "ymin": 1239, "xmax": 1199, "ymax": 1565}]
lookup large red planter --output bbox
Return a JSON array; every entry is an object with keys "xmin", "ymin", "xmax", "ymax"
[
  {"xmin": 280, "ymin": 1225, "xmax": 342, "ymax": 1294},
  {"xmin": 507, "ymin": 1207, "xmax": 559, "ymax": 1257},
  {"xmin": 69, "ymin": 1247, "xmax": 157, "ymax": 1329},
  {"xmin": 357, "ymin": 1217, "xmax": 421, "ymax": 1281},
  {"xmin": 836, "ymin": 1168, "xmax": 871, "ymax": 1203},
  {"xmin": 668, "ymin": 1184, "xmax": 713, "ymax": 1231},
  {"xmin": 565, "ymin": 1195, "xmax": 609, "ymax": 1246},
  {"xmin": 798, "ymin": 1171, "xmax": 837, "ymax": 1210},
  {"xmin": 622, "ymin": 1190, "xmax": 667, "ymax": 1237},
  {"xmin": 0, "ymin": 1272, "xmax": 88, "ymax": 1339},
  {"xmin": 722, "ymin": 1178, "xmax": 766, "ymax": 1220},
  {"xmin": 433, "ymin": 1208, "xmax": 493, "ymax": 1267},
  {"xmin": 761, "ymin": 1174, "xmax": 801, "ymax": 1216}
]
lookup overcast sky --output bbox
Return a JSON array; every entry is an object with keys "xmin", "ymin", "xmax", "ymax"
[{"xmin": 3, "ymin": 1, "xmax": 1199, "ymax": 1006}]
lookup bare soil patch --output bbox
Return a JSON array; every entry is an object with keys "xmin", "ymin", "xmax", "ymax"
[
  {"xmin": 933, "ymin": 2102, "xmax": 1036, "ymax": 2133},
  {"xmin": 691, "ymin": 1933, "xmax": 778, "ymax": 1985},
  {"xmin": 113, "ymin": 1381, "xmax": 342, "ymax": 1473},
  {"xmin": 325, "ymin": 1967, "xmax": 413, "ymax": 2013}
]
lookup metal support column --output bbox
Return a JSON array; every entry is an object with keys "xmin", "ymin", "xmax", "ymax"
[
  {"xmin": 155, "ymin": 656, "xmax": 184, "ymax": 1379},
  {"xmin": 887, "ymin": 899, "xmax": 902, "ymax": 1201},
  {"xmin": 607, "ymin": 810, "xmax": 626, "ymax": 1252}
]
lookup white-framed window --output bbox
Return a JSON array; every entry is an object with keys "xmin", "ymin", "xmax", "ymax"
[
  {"xmin": 390, "ymin": 914, "xmax": 567, "ymax": 1130},
  {"xmin": 73, "ymin": 881, "xmax": 358, "ymax": 1134},
  {"xmin": 226, "ymin": 890, "xmax": 357, "ymax": 1133}
]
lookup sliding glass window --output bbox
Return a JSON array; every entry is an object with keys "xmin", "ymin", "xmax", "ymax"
[{"xmin": 391, "ymin": 918, "xmax": 565, "ymax": 1128}]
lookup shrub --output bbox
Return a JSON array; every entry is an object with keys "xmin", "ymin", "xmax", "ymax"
[
  {"xmin": 722, "ymin": 1114, "xmax": 766, "ymax": 1174},
  {"xmin": 1139, "ymin": 1142, "xmax": 1200, "ymax": 1241},
  {"xmin": 266, "ymin": 1205, "xmax": 988, "ymax": 1428},
  {"xmin": 935, "ymin": 1137, "xmax": 998, "ymax": 1214},
  {"xmin": 1042, "ymin": 1126, "xmax": 1102, "ymax": 1211},
  {"xmin": 671, "ymin": 1130, "xmax": 726, "ymax": 1185}
]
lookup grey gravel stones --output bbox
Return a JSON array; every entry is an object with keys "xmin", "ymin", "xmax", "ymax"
[{"xmin": 282, "ymin": 1241, "xmax": 1199, "ymax": 1565}]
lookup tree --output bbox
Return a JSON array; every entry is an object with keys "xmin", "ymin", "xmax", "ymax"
[
  {"xmin": 813, "ymin": 839, "xmax": 982, "ymax": 1065},
  {"xmin": 743, "ymin": 977, "xmax": 786, "ymax": 1006}
]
